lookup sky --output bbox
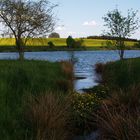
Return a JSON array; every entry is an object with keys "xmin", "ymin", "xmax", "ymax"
[{"xmin": 50, "ymin": 0, "xmax": 140, "ymax": 39}]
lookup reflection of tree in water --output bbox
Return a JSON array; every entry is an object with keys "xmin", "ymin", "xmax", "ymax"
[{"xmin": 68, "ymin": 51, "xmax": 78, "ymax": 64}]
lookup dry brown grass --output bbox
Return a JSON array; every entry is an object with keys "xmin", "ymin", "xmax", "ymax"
[
  {"xmin": 61, "ymin": 61, "xmax": 74, "ymax": 79},
  {"xmin": 94, "ymin": 63, "xmax": 106, "ymax": 84},
  {"xmin": 95, "ymin": 85, "xmax": 140, "ymax": 140},
  {"xmin": 24, "ymin": 93, "xmax": 73, "ymax": 140},
  {"xmin": 59, "ymin": 61, "xmax": 74, "ymax": 91},
  {"xmin": 95, "ymin": 63, "xmax": 105, "ymax": 75}
]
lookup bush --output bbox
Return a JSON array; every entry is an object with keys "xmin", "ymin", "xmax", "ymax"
[
  {"xmin": 71, "ymin": 93, "xmax": 100, "ymax": 134},
  {"xmin": 66, "ymin": 36, "xmax": 75, "ymax": 48},
  {"xmin": 48, "ymin": 41, "xmax": 55, "ymax": 48},
  {"xmin": 83, "ymin": 85, "xmax": 110, "ymax": 99}
]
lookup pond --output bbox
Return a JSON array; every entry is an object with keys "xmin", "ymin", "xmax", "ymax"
[{"xmin": 1, "ymin": 50, "xmax": 140, "ymax": 92}]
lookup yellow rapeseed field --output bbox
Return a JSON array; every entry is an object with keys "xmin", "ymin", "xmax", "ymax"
[{"xmin": 0, "ymin": 38, "xmax": 137, "ymax": 47}]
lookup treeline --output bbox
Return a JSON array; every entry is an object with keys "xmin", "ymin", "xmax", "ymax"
[{"xmin": 87, "ymin": 35, "xmax": 138, "ymax": 42}]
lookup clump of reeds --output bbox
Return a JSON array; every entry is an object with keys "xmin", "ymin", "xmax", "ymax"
[
  {"xmin": 61, "ymin": 61, "xmax": 74, "ymax": 80},
  {"xmin": 95, "ymin": 85, "xmax": 140, "ymax": 140},
  {"xmin": 24, "ymin": 93, "xmax": 73, "ymax": 140},
  {"xmin": 56, "ymin": 61, "xmax": 74, "ymax": 92},
  {"xmin": 94, "ymin": 63, "xmax": 106, "ymax": 84}
]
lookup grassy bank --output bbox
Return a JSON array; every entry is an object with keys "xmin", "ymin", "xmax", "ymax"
[
  {"xmin": 1, "ymin": 57, "xmax": 140, "ymax": 140},
  {"xmin": 95, "ymin": 57, "xmax": 140, "ymax": 90},
  {"xmin": 0, "ymin": 60, "xmax": 73, "ymax": 140},
  {"xmin": 91, "ymin": 57, "xmax": 140, "ymax": 139},
  {"xmin": 0, "ymin": 38, "xmax": 138, "ymax": 52},
  {"xmin": 0, "ymin": 60, "xmax": 100, "ymax": 140}
]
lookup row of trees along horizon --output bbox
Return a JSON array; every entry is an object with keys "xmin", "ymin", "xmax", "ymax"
[
  {"xmin": 0, "ymin": 0, "xmax": 139, "ymax": 60},
  {"xmin": 48, "ymin": 32, "xmax": 139, "ymax": 42}
]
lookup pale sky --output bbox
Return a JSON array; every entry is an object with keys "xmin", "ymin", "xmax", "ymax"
[{"xmin": 51, "ymin": 0, "xmax": 140, "ymax": 39}]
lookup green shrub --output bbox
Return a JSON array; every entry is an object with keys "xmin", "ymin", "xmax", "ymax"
[
  {"xmin": 66, "ymin": 36, "xmax": 75, "ymax": 48},
  {"xmin": 83, "ymin": 85, "xmax": 110, "ymax": 99},
  {"xmin": 48, "ymin": 41, "xmax": 55, "ymax": 48},
  {"xmin": 71, "ymin": 93, "xmax": 100, "ymax": 134}
]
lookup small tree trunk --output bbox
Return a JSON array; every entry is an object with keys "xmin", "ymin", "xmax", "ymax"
[
  {"xmin": 118, "ymin": 39, "xmax": 125, "ymax": 60},
  {"xmin": 16, "ymin": 38, "xmax": 24, "ymax": 60},
  {"xmin": 120, "ymin": 50, "xmax": 124, "ymax": 60},
  {"xmin": 19, "ymin": 51, "xmax": 24, "ymax": 61}
]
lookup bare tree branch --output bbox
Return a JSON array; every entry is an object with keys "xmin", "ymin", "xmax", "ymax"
[{"xmin": 0, "ymin": 0, "xmax": 57, "ymax": 60}]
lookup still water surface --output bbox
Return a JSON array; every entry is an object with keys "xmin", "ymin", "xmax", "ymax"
[{"xmin": 0, "ymin": 50, "xmax": 140, "ymax": 92}]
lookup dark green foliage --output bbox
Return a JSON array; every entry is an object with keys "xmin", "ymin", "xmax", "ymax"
[
  {"xmin": 134, "ymin": 41, "xmax": 140, "ymax": 48},
  {"xmin": 66, "ymin": 36, "xmax": 75, "ymax": 48},
  {"xmin": 83, "ymin": 85, "xmax": 110, "ymax": 99},
  {"xmin": 48, "ymin": 41, "xmax": 55, "ymax": 48},
  {"xmin": 95, "ymin": 58, "xmax": 140, "ymax": 90},
  {"xmin": 71, "ymin": 93, "xmax": 100, "ymax": 135},
  {"xmin": 87, "ymin": 35, "xmax": 138, "ymax": 42}
]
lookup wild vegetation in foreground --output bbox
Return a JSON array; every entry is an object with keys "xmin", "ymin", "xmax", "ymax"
[
  {"xmin": 0, "ymin": 60, "xmax": 74, "ymax": 140},
  {"xmin": 82, "ymin": 57, "xmax": 140, "ymax": 139},
  {"xmin": 0, "ymin": 60, "xmax": 100, "ymax": 140},
  {"xmin": 1, "ymin": 58, "xmax": 140, "ymax": 140},
  {"xmin": 91, "ymin": 57, "xmax": 140, "ymax": 140}
]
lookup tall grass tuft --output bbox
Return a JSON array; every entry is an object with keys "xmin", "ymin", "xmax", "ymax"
[
  {"xmin": 94, "ymin": 63, "xmax": 106, "ymax": 84},
  {"xmin": 24, "ymin": 93, "xmax": 73, "ymax": 140},
  {"xmin": 56, "ymin": 61, "xmax": 74, "ymax": 92},
  {"xmin": 61, "ymin": 61, "xmax": 74, "ymax": 80},
  {"xmin": 95, "ymin": 85, "xmax": 140, "ymax": 140}
]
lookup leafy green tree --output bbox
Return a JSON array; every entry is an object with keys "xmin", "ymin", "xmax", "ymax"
[
  {"xmin": 66, "ymin": 36, "xmax": 75, "ymax": 48},
  {"xmin": 103, "ymin": 9, "xmax": 139, "ymax": 59}
]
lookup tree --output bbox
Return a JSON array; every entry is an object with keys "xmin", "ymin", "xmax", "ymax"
[
  {"xmin": 66, "ymin": 36, "xmax": 75, "ymax": 48},
  {"xmin": 0, "ymin": 0, "xmax": 57, "ymax": 60},
  {"xmin": 103, "ymin": 9, "xmax": 139, "ymax": 59},
  {"xmin": 48, "ymin": 32, "xmax": 60, "ymax": 38},
  {"xmin": 48, "ymin": 41, "xmax": 55, "ymax": 48}
]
